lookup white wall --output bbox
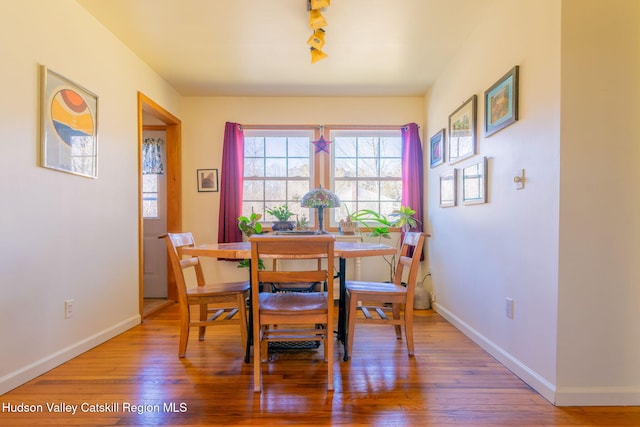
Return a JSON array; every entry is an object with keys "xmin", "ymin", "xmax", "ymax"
[
  {"xmin": 0, "ymin": 0, "xmax": 181, "ymax": 394},
  {"xmin": 427, "ymin": 0, "xmax": 640, "ymax": 406},
  {"xmin": 426, "ymin": 0, "xmax": 561, "ymax": 402},
  {"xmin": 556, "ymin": 0, "xmax": 640, "ymax": 405},
  {"xmin": 180, "ymin": 97, "xmax": 425, "ymax": 283}
]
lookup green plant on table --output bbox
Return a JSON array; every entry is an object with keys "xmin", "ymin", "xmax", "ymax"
[
  {"xmin": 295, "ymin": 214, "xmax": 309, "ymax": 230},
  {"xmin": 237, "ymin": 212, "xmax": 263, "ymax": 236},
  {"xmin": 237, "ymin": 211, "xmax": 265, "ymax": 270},
  {"xmin": 351, "ymin": 205, "xmax": 420, "ymax": 281},
  {"xmin": 265, "ymin": 205, "xmax": 294, "ymax": 221}
]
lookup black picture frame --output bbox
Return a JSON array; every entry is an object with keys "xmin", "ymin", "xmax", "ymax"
[
  {"xmin": 197, "ymin": 168, "xmax": 219, "ymax": 192},
  {"xmin": 484, "ymin": 66, "xmax": 519, "ymax": 136},
  {"xmin": 430, "ymin": 128, "xmax": 445, "ymax": 168},
  {"xmin": 448, "ymin": 95, "xmax": 477, "ymax": 164}
]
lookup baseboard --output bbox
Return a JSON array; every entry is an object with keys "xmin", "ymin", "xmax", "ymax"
[
  {"xmin": 554, "ymin": 387, "xmax": 640, "ymax": 406},
  {"xmin": 433, "ymin": 303, "xmax": 556, "ymax": 404},
  {"xmin": 0, "ymin": 314, "xmax": 141, "ymax": 395}
]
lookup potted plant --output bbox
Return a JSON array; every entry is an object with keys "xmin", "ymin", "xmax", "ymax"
[
  {"xmin": 237, "ymin": 211, "xmax": 264, "ymax": 270},
  {"xmin": 295, "ymin": 214, "xmax": 309, "ymax": 230},
  {"xmin": 237, "ymin": 211, "xmax": 263, "ymax": 238},
  {"xmin": 338, "ymin": 203, "xmax": 359, "ymax": 235},
  {"xmin": 351, "ymin": 205, "xmax": 420, "ymax": 281},
  {"xmin": 266, "ymin": 205, "xmax": 295, "ymax": 231}
]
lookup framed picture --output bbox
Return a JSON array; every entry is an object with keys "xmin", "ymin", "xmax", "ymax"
[
  {"xmin": 484, "ymin": 66, "xmax": 519, "ymax": 136},
  {"xmin": 40, "ymin": 65, "xmax": 98, "ymax": 178},
  {"xmin": 448, "ymin": 95, "xmax": 477, "ymax": 164},
  {"xmin": 430, "ymin": 129, "xmax": 445, "ymax": 168},
  {"xmin": 197, "ymin": 168, "xmax": 219, "ymax": 192},
  {"xmin": 462, "ymin": 157, "xmax": 488, "ymax": 205},
  {"xmin": 439, "ymin": 169, "xmax": 457, "ymax": 207}
]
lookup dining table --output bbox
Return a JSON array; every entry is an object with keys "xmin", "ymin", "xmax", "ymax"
[{"xmin": 182, "ymin": 238, "xmax": 397, "ymax": 362}]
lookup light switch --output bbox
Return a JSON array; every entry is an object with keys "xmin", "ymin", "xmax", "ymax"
[{"xmin": 514, "ymin": 169, "xmax": 525, "ymax": 190}]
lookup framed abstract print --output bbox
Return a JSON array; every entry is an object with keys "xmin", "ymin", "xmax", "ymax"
[{"xmin": 40, "ymin": 65, "xmax": 98, "ymax": 178}]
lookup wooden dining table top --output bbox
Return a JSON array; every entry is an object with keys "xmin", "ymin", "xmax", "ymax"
[{"xmin": 182, "ymin": 239, "xmax": 397, "ymax": 259}]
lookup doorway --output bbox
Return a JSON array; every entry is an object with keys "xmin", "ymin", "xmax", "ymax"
[{"xmin": 137, "ymin": 93, "xmax": 182, "ymax": 318}]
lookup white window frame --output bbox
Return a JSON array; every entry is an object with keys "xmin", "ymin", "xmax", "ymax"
[
  {"xmin": 242, "ymin": 128, "xmax": 316, "ymax": 226},
  {"xmin": 328, "ymin": 128, "xmax": 403, "ymax": 227}
]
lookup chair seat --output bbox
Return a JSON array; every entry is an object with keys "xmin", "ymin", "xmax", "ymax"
[
  {"xmin": 259, "ymin": 291, "xmax": 327, "ymax": 314},
  {"xmin": 346, "ymin": 280, "xmax": 406, "ymax": 295},
  {"xmin": 186, "ymin": 281, "xmax": 250, "ymax": 297}
]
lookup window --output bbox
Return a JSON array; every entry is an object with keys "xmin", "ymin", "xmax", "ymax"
[
  {"xmin": 142, "ymin": 174, "xmax": 159, "ymax": 218},
  {"xmin": 242, "ymin": 129, "xmax": 315, "ymax": 223},
  {"xmin": 241, "ymin": 126, "xmax": 404, "ymax": 230},
  {"xmin": 330, "ymin": 129, "xmax": 403, "ymax": 225}
]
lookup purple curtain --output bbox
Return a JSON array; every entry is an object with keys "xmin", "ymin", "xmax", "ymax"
[
  {"xmin": 218, "ymin": 122, "xmax": 244, "ymax": 244},
  {"xmin": 401, "ymin": 122, "xmax": 424, "ymax": 232}
]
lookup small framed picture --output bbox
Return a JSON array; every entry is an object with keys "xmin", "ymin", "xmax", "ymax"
[
  {"xmin": 439, "ymin": 169, "xmax": 457, "ymax": 208},
  {"xmin": 197, "ymin": 168, "xmax": 219, "ymax": 192},
  {"xmin": 448, "ymin": 95, "xmax": 477, "ymax": 164},
  {"xmin": 462, "ymin": 157, "xmax": 488, "ymax": 205},
  {"xmin": 40, "ymin": 65, "xmax": 98, "ymax": 178},
  {"xmin": 484, "ymin": 66, "xmax": 519, "ymax": 136},
  {"xmin": 430, "ymin": 129, "xmax": 445, "ymax": 168}
]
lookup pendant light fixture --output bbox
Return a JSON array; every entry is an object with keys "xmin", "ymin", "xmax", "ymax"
[{"xmin": 307, "ymin": 0, "xmax": 330, "ymax": 63}]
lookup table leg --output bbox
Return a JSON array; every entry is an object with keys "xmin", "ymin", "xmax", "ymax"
[
  {"xmin": 244, "ymin": 260, "xmax": 253, "ymax": 364},
  {"xmin": 337, "ymin": 258, "xmax": 348, "ymax": 360}
]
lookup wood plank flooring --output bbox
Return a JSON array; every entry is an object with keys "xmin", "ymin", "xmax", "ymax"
[{"xmin": 1, "ymin": 304, "xmax": 639, "ymax": 426}]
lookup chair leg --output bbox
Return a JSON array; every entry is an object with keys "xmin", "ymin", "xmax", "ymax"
[
  {"xmin": 392, "ymin": 303, "xmax": 402, "ymax": 339},
  {"xmin": 260, "ymin": 326, "xmax": 268, "ymax": 363},
  {"xmin": 198, "ymin": 303, "xmax": 207, "ymax": 341},
  {"xmin": 326, "ymin": 326, "xmax": 334, "ymax": 391},
  {"xmin": 346, "ymin": 291, "xmax": 358, "ymax": 361},
  {"xmin": 405, "ymin": 304, "xmax": 415, "ymax": 356},
  {"xmin": 178, "ymin": 306, "xmax": 190, "ymax": 358},
  {"xmin": 253, "ymin": 315, "xmax": 262, "ymax": 392},
  {"xmin": 237, "ymin": 293, "xmax": 248, "ymax": 353}
]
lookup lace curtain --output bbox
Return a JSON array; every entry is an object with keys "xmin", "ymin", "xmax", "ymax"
[{"xmin": 142, "ymin": 137, "xmax": 165, "ymax": 175}]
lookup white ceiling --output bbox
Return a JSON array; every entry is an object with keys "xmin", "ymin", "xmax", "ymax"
[{"xmin": 76, "ymin": 0, "xmax": 494, "ymax": 97}]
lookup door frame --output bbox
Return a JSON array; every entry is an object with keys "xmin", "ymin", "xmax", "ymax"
[{"xmin": 137, "ymin": 92, "xmax": 182, "ymax": 317}]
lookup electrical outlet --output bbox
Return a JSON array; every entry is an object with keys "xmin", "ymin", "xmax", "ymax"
[
  {"xmin": 65, "ymin": 299, "xmax": 74, "ymax": 319},
  {"xmin": 505, "ymin": 297, "xmax": 514, "ymax": 319}
]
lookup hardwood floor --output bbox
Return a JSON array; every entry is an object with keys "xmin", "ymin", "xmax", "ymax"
[{"xmin": 2, "ymin": 304, "xmax": 639, "ymax": 426}]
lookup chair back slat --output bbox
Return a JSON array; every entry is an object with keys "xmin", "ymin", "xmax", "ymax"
[
  {"xmin": 392, "ymin": 232, "xmax": 427, "ymax": 291},
  {"xmin": 250, "ymin": 235, "xmax": 335, "ymax": 301},
  {"xmin": 259, "ymin": 270, "xmax": 328, "ymax": 284},
  {"xmin": 165, "ymin": 232, "xmax": 206, "ymax": 303}
]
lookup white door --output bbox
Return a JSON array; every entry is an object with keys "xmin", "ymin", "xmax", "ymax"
[{"xmin": 142, "ymin": 130, "xmax": 167, "ymax": 298}]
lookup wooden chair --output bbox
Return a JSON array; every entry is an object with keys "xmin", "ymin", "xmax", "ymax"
[
  {"xmin": 164, "ymin": 232, "xmax": 249, "ymax": 358},
  {"xmin": 249, "ymin": 234, "xmax": 335, "ymax": 392},
  {"xmin": 344, "ymin": 232, "xmax": 428, "ymax": 360}
]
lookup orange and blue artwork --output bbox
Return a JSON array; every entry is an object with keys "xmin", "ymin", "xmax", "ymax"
[
  {"xmin": 50, "ymin": 88, "xmax": 94, "ymax": 147},
  {"xmin": 41, "ymin": 66, "xmax": 98, "ymax": 178}
]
